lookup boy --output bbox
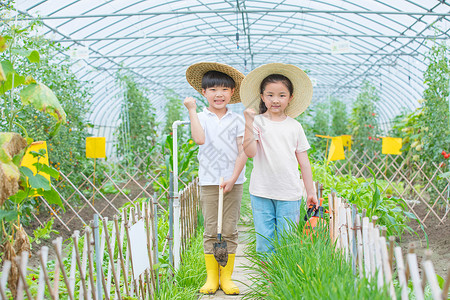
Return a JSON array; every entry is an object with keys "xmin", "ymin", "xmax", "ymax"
[{"xmin": 184, "ymin": 62, "xmax": 247, "ymax": 295}]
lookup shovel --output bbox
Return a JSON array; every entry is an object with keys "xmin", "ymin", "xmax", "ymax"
[{"xmin": 213, "ymin": 177, "xmax": 228, "ymax": 267}]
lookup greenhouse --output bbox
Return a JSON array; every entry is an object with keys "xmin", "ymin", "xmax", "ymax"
[{"xmin": 0, "ymin": 0, "xmax": 449, "ymax": 299}]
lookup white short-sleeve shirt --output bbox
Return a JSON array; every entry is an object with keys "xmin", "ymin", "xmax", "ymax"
[
  {"xmin": 197, "ymin": 107, "xmax": 246, "ymax": 186},
  {"xmin": 250, "ymin": 115, "xmax": 310, "ymax": 201}
]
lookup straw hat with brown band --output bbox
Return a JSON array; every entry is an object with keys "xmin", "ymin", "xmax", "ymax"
[
  {"xmin": 186, "ymin": 62, "xmax": 245, "ymax": 104},
  {"xmin": 240, "ymin": 63, "xmax": 313, "ymax": 118}
]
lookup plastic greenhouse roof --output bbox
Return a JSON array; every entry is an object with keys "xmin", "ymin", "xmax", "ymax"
[{"xmin": 6, "ymin": 0, "xmax": 450, "ymax": 153}]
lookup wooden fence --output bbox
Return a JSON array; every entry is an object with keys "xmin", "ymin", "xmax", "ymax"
[
  {"xmin": 330, "ymin": 150, "xmax": 450, "ymax": 227},
  {"xmin": 329, "ymin": 192, "xmax": 450, "ymax": 300},
  {"xmin": 0, "ymin": 178, "xmax": 200, "ymax": 300}
]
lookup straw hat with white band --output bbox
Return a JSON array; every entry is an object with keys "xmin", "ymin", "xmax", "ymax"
[
  {"xmin": 186, "ymin": 62, "xmax": 245, "ymax": 104},
  {"xmin": 240, "ymin": 63, "xmax": 313, "ymax": 118}
]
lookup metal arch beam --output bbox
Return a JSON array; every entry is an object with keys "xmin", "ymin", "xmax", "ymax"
[
  {"xmin": 12, "ymin": 9, "xmax": 450, "ymax": 20},
  {"xmin": 88, "ymin": 51, "xmax": 418, "ymax": 58},
  {"xmin": 50, "ymin": 32, "xmax": 448, "ymax": 43},
  {"xmin": 327, "ymin": 2, "xmax": 441, "ymax": 100}
]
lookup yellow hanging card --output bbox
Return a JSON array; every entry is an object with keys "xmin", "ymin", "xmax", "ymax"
[
  {"xmin": 340, "ymin": 135, "xmax": 352, "ymax": 151},
  {"xmin": 21, "ymin": 141, "xmax": 50, "ymax": 193},
  {"xmin": 382, "ymin": 137, "xmax": 402, "ymax": 155},
  {"xmin": 86, "ymin": 137, "xmax": 106, "ymax": 158},
  {"xmin": 328, "ymin": 136, "xmax": 345, "ymax": 161}
]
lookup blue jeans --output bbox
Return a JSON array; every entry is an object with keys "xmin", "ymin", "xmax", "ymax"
[{"xmin": 251, "ymin": 194, "xmax": 302, "ymax": 253}]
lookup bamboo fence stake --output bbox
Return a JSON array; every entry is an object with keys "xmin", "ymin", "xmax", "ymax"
[
  {"xmin": 381, "ymin": 226, "xmax": 387, "ymax": 238},
  {"xmin": 355, "ymin": 214, "xmax": 363, "ymax": 278},
  {"xmin": 36, "ymin": 247, "xmax": 48, "ymax": 300},
  {"xmin": 422, "ymin": 252, "xmax": 441, "ymax": 300},
  {"xmin": 373, "ymin": 229, "xmax": 384, "ymax": 290},
  {"xmin": 144, "ymin": 202, "xmax": 157, "ymax": 294},
  {"xmin": 388, "ymin": 236, "xmax": 395, "ymax": 273},
  {"xmin": 53, "ymin": 240, "xmax": 75, "ymax": 300},
  {"xmin": 339, "ymin": 203, "xmax": 349, "ymax": 258},
  {"xmin": 372, "ymin": 216, "xmax": 378, "ymax": 226},
  {"xmin": 368, "ymin": 222, "xmax": 376, "ymax": 278},
  {"xmin": 141, "ymin": 203, "xmax": 153, "ymax": 299},
  {"xmin": 379, "ymin": 237, "xmax": 395, "ymax": 299},
  {"xmin": 443, "ymin": 267, "xmax": 450, "ymax": 300},
  {"xmin": 394, "ymin": 247, "xmax": 409, "ymax": 300},
  {"xmin": 114, "ymin": 215, "xmax": 130, "ymax": 297},
  {"xmin": 38, "ymin": 248, "xmax": 56, "ymax": 300},
  {"xmin": 362, "ymin": 208, "xmax": 366, "ymax": 219},
  {"xmin": 80, "ymin": 231, "xmax": 90, "ymax": 300},
  {"xmin": 153, "ymin": 194, "xmax": 160, "ymax": 291},
  {"xmin": 422, "ymin": 250, "xmax": 432, "ymax": 292},
  {"xmin": 405, "ymin": 243, "xmax": 415, "ymax": 283},
  {"xmin": 16, "ymin": 251, "xmax": 32, "ymax": 300},
  {"xmin": 125, "ymin": 207, "xmax": 141, "ymax": 298},
  {"xmin": 86, "ymin": 229, "xmax": 98, "ymax": 300},
  {"xmin": 407, "ymin": 252, "xmax": 425, "ymax": 300},
  {"xmin": 69, "ymin": 231, "xmax": 79, "ymax": 295},
  {"xmin": 335, "ymin": 197, "xmax": 342, "ymax": 245},
  {"xmin": 0, "ymin": 260, "xmax": 11, "ymax": 300},
  {"xmin": 328, "ymin": 193, "xmax": 334, "ymax": 242},
  {"xmin": 362, "ymin": 217, "xmax": 371, "ymax": 277},
  {"xmin": 106, "ymin": 224, "xmax": 116, "ymax": 295},
  {"xmin": 53, "ymin": 236, "xmax": 62, "ymax": 300},
  {"xmin": 349, "ymin": 205, "xmax": 357, "ymax": 275},
  {"xmin": 73, "ymin": 233, "xmax": 89, "ymax": 300},
  {"xmin": 102, "ymin": 221, "xmax": 122, "ymax": 300}
]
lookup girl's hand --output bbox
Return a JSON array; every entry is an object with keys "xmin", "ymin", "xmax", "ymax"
[
  {"xmin": 184, "ymin": 97, "xmax": 197, "ymax": 111},
  {"xmin": 306, "ymin": 194, "xmax": 318, "ymax": 208},
  {"xmin": 220, "ymin": 178, "xmax": 236, "ymax": 194},
  {"xmin": 244, "ymin": 108, "xmax": 257, "ymax": 121}
]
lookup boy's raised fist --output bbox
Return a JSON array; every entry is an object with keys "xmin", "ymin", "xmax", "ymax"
[{"xmin": 184, "ymin": 97, "xmax": 197, "ymax": 110}]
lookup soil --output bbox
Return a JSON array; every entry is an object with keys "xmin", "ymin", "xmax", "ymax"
[
  {"xmin": 213, "ymin": 242, "xmax": 229, "ymax": 267},
  {"xmin": 399, "ymin": 203, "xmax": 450, "ymax": 278}
]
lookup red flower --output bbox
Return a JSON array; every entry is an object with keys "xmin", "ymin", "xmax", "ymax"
[
  {"xmin": 372, "ymin": 113, "xmax": 376, "ymax": 116},
  {"xmin": 368, "ymin": 136, "xmax": 372, "ymax": 140},
  {"xmin": 442, "ymin": 150, "xmax": 447, "ymax": 156},
  {"xmin": 445, "ymin": 154, "xmax": 450, "ymax": 159},
  {"xmin": 440, "ymin": 162, "xmax": 446, "ymax": 168},
  {"xmin": 376, "ymin": 138, "xmax": 380, "ymax": 141},
  {"xmin": 169, "ymin": 132, "xmax": 173, "ymax": 136}
]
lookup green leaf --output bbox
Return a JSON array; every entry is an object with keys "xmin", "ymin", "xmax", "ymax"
[
  {"xmin": 37, "ymin": 164, "xmax": 60, "ymax": 179},
  {"xmin": 0, "ymin": 210, "xmax": 18, "ymax": 222},
  {"xmin": 0, "ymin": 36, "xmax": 6, "ymax": 52},
  {"xmin": 438, "ymin": 172, "xmax": 450, "ymax": 180},
  {"xmin": 27, "ymin": 50, "xmax": 40, "ymax": 63},
  {"xmin": 42, "ymin": 188, "xmax": 64, "ymax": 211},
  {"xmin": 403, "ymin": 211, "xmax": 417, "ymax": 220},
  {"xmin": 20, "ymin": 167, "xmax": 50, "ymax": 190},
  {"xmin": 20, "ymin": 82, "xmax": 67, "ymax": 127},
  {"xmin": 0, "ymin": 72, "xmax": 25, "ymax": 95},
  {"xmin": 8, "ymin": 190, "xmax": 28, "ymax": 204},
  {"xmin": 10, "ymin": 49, "xmax": 40, "ymax": 63},
  {"xmin": 436, "ymin": 274, "xmax": 444, "ymax": 289}
]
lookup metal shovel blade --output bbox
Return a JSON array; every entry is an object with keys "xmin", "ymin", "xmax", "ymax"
[{"xmin": 213, "ymin": 240, "xmax": 228, "ymax": 267}]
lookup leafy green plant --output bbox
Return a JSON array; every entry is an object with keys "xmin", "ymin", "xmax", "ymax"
[
  {"xmin": 244, "ymin": 219, "xmax": 391, "ymax": 299},
  {"xmin": 30, "ymin": 217, "xmax": 59, "ymax": 245},
  {"xmin": 311, "ymin": 162, "xmax": 414, "ymax": 237},
  {"xmin": 350, "ymin": 81, "xmax": 381, "ymax": 152},
  {"xmin": 115, "ymin": 72, "xmax": 158, "ymax": 160}
]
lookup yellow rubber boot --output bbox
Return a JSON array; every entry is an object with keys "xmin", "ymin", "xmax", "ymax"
[
  {"xmin": 219, "ymin": 253, "xmax": 240, "ymax": 295},
  {"xmin": 199, "ymin": 254, "xmax": 219, "ymax": 294}
]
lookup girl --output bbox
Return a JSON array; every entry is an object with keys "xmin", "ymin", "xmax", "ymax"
[{"xmin": 241, "ymin": 63, "xmax": 318, "ymax": 253}]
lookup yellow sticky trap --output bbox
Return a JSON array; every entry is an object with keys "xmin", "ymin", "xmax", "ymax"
[
  {"xmin": 328, "ymin": 137, "xmax": 345, "ymax": 161},
  {"xmin": 21, "ymin": 141, "xmax": 50, "ymax": 193},
  {"xmin": 86, "ymin": 137, "xmax": 106, "ymax": 158},
  {"xmin": 382, "ymin": 137, "xmax": 402, "ymax": 155},
  {"xmin": 340, "ymin": 135, "xmax": 352, "ymax": 151}
]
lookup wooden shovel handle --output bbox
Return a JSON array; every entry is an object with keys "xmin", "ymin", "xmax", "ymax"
[{"xmin": 217, "ymin": 177, "xmax": 224, "ymax": 235}]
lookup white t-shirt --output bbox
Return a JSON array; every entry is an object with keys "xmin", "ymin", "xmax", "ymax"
[
  {"xmin": 250, "ymin": 115, "xmax": 310, "ymax": 201},
  {"xmin": 197, "ymin": 107, "xmax": 246, "ymax": 186}
]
